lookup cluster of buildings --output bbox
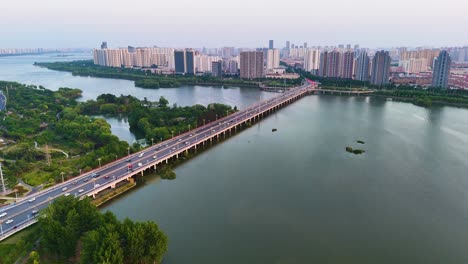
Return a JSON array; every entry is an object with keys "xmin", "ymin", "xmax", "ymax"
[
  {"xmin": 92, "ymin": 41, "xmax": 466, "ymax": 89},
  {"xmin": 93, "ymin": 41, "xmax": 289, "ymax": 79},
  {"xmin": 0, "ymin": 48, "xmax": 88, "ymax": 56},
  {"xmin": 281, "ymin": 42, "xmax": 462, "ymax": 89}
]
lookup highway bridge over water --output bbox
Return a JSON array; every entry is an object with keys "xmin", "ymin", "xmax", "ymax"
[{"xmin": 0, "ymin": 81, "xmax": 317, "ymax": 240}]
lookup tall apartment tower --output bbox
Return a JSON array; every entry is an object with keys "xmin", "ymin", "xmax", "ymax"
[
  {"xmin": 340, "ymin": 50, "xmax": 354, "ymax": 79},
  {"xmin": 319, "ymin": 51, "xmax": 329, "ymax": 77},
  {"xmin": 174, "ymin": 49, "xmax": 195, "ymax": 75},
  {"xmin": 355, "ymin": 51, "xmax": 370, "ymax": 82},
  {"xmin": 304, "ymin": 49, "xmax": 320, "ymax": 72},
  {"xmin": 269, "ymin": 40, "xmax": 274, "ymax": 49},
  {"xmin": 431, "ymin": 50, "xmax": 451, "ymax": 89},
  {"xmin": 370, "ymin": 50, "xmax": 391, "ymax": 86},
  {"xmin": 211, "ymin": 60, "xmax": 223, "ymax": 77},
  {"xmin": 326, "ymin": 50, "xmax": 341, "ymax": 78},
  {"xmin": 286, "ymin": 41, "xmax": 290, "ymax": 50},
  {"xmin": 101, "ymin": 41, "xmax": 108, "ymax": 49},
  {"xmin": 266, "ymin": 49, "xmax": 280, "ymax": 70},
  {"xmin": 240, "ymin": 51, "xmax": 264, "ymax": 79}
]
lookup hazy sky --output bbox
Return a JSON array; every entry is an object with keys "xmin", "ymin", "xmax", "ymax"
[{"xmin": 1, "ymin": 0, "xmax": 467, "ymax": 49}]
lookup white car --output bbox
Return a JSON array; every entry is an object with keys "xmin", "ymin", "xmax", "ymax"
[
  {"xmin": 95, "ymin": 184, "xmax": 100, "ymax": 188},
  {"xmin": 0, "ymin": 212, "xmax": 7, "ymax": 218},
  {"xmin": 31, "ymin": 210, "xmax": 38, "ymax": 214},
  {"xmin": 78, "ymin": 189, "xmax": 84, "ymax": 193},
  {"xmin": 62, "ymin": 187, "xmax": 68, "ymax": 192},
  {"xmin": 28, "ymin": 197, "xmax": 36, "ymax": 203},
  {"xmin": 138, "ymin": 152, "xmax": 144, "ymax": 157},
  {"xmin": 153, "ymin": 155, "xmax": 157, "ymax": 159},
  {"xmin": 64, "ymin": 193, "xmax": 71, "ymax": 197},
  {"xmin": 6, "ymin": 219, "xmax": 13, "ymax": 224},
  {"xmin": 178, "ymin": 139, "xmax": 182, "ymax": 142},
  {"xmin": 138, "ymin": 162, "xmax": 143, "ymax": 167}
]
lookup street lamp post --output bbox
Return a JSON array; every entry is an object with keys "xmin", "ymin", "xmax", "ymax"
[
  {"xmin": 203, "ymin": 119, "xmax": 205, "ymax": 126},
  {"xmin": 151, "ymin": 138, "xmax": 154, "ymax": 146},
  {"xmin": 60, "ymin": 172, "xmax": 65, "ymax": 183},
  {"xmin": 98, "ymin": 158, "xmax": 101, "ymax": 168},
  {"xmin": 127, "ymin": 147, "xmax": 130, "ymax": 156},
  {"xmin": 14, "ymin": 189, "xmax": 18, "ymax": 203},
  {"xmin": 216, "ymin": 114, "xmax": 218, "ymax": 120},
  {"xmin": 171, "ymin": 131, "xmax": 174, "ymax": 138},
  {"xmin": 188, "ymin": 125, "xmax": 191, "ymax": 132}
]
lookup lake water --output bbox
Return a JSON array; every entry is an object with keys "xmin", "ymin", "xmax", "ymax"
[
  {"xmin": 3, "ymin": 54, "xmax": 468, "ymax": 263},
  {"xmin": 0, "ymin": 53, "xmax": 276, "ymax": 141}
]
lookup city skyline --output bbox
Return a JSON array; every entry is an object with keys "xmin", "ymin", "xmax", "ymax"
[{"xmin": 1, "ymin": 0, "xmax": 467, "ymax": 49}]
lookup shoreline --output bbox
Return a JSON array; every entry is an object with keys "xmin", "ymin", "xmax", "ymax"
[{"xmin": 371, "ymin": 94, "xmax": 468, "ymax": 108}]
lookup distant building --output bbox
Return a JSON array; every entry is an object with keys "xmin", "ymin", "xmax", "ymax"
[
  {"xmin": 211, "ymin": 60, "xmax": 223, "ymax": 77},
  {"xmin": 240, "ymin": 51, "xmax": 264, "ymax": 79},
  {"xmin": 370, "ymin": 50, "xmax": 391, "ymax": 86},
  {"xmin": 266, "ymin": 49, "xmax": 280, "ymax": 70},
  {"xmin": 319, "ymin": 51, "xmax": 329, "ymax": 77},
  {"xmin": 340, "ymin": 50, "xmax": 354, "ymax": 79},
  {"xmin": 326, "ymin": 50, "xmax": 341, "ymax": 78},
  {"xmin": 286, "ymin": 41, "xmax": 290, "ymax": 50},
  {"xmin": 431, "ymin": 50, "xmax": 451, "ymax": 89},
  {"xmin": 174, "ymin": 49, "xmax": 195, "ymax": 75},
  {"xmin": 355, "ymin": 51, "xmax": 370, "ymax": 82},
  {"xmin": 101, "ymin": 41, "xmax": 108, "ymax": 49},
  {"xmin": 269, "ymin": 40, "xmax": 274, "ymax": 49},
  {"xmin": 303, "ymin": 49, "xmax": 320, "ymax": 72}
]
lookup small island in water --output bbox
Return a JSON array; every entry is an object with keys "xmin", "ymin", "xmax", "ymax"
[
  {"xmin": 357, "ymin": 140, "xmax": 365, "ymax": 144},
  {"xmin": 345, "ymin": 146, "xmax": 366, "ymax": 155}
]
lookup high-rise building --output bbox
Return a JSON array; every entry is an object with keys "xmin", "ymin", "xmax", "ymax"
[
  {"xmin": 304, "ymin": 49, "xmax": 320, "ymax": 72},
  {"xmin": 326, "ymin": 50, "xmax": 341, "ymax": 78},
  {"xmin": 212, "ymin": 60, "xmax": 223, "ymax": 77},
  {"xmin": 174, "ymin": 49, "xmax": 195, "ymax": 75},
  {"xmin": 304, "ymin": 42, "xmax": 308, "ymax": 49},
  {"xmin": 319, "ymin": 51, "xmax": 329, "ymax": 77},
  {"xmin": 340, "ymin": 50, "xmax": 354, "ymax": 79},
  {"xmin": 269, "ymin": 40, "xmax": 274, "ymax": 49},
  {"xmin": 101, "ymin": 41, "xmax": 108, "ymax": 49},
  {"xmin": 240, "ymin": 51, "xmax": 264, "ymax": 79},
  {"xmin": 370, "ymin": 50, "xmax": 391, "ymax": 86},
  {"xmin": 355, "ymin": 51, "xmax": 370, "ymax": 82},
  {"xmin": 222, "ymin": 47, "xmax": 235, "ymax": 58},
  {"xmin": 431, "ymin": 50, "xmax": 451, "ymax": 89},
  {"xmin": 286, "ymin": 41, "xmax": 290, "ymax": 50},
  {"xmin": 266, "ymin": 49, "xmax": 280, "ymax": 70}
]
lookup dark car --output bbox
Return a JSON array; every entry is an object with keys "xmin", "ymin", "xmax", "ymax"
[
  {"xmin": 83, "ymin": 178, "xmax": 89, "ymax": 182},
  {"xmin": 91, "ymin": 172, "xmax": 100, "ymax": 178}
]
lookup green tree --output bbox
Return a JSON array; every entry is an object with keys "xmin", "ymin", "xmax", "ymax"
[{"xmin": 158, "ymin": 96, "xmax": 169, "ymax": 108}]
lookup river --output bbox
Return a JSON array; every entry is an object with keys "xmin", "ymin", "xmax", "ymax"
[{"xmin": 3, "ymin": 54, "xmax": 468, "ymax": 263}]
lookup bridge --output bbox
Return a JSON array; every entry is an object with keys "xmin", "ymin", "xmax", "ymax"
[{"xmin": 0, "ymin": 81, "xmax": 317, "ymax": 240}]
